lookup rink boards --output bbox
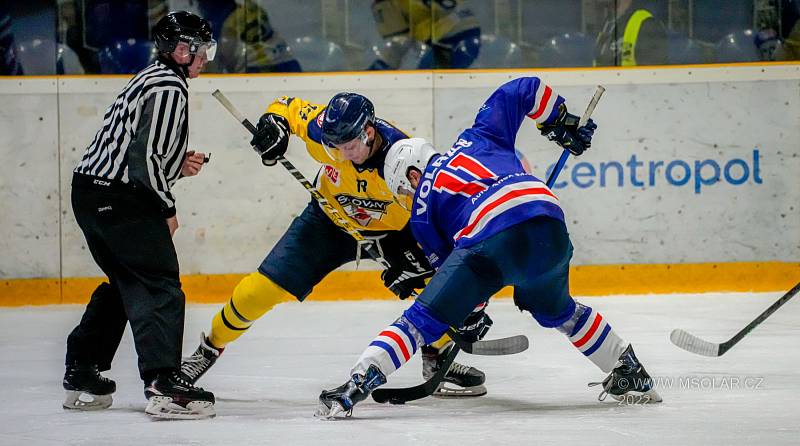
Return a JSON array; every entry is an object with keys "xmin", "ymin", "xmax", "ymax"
[{"xmin": 1, "ymin": 63, "xmax": 798, "ymax": 305}]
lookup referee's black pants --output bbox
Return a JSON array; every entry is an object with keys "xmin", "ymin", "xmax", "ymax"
[{"xmin": 66, "ymin": 174, "xmax": 185, "ymax": 382}]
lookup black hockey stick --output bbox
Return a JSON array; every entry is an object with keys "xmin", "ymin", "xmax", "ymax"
[
  {"xmin": 369, "ymin": 330, "xmax": 529, "ymax": 404},
  {"xmin": 670, "ymin": 281, "xmax": 800, "ymax": 356},
  {"xmin": 371, "ymin": 343, "xmax": 461, "ymax": 404}
]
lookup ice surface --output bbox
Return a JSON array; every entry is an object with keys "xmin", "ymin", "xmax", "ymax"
[{"xmin": 0, "ymin": 293, "xmax": 797, "ymax": 445}]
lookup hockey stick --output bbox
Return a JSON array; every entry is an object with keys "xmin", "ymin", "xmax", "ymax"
[
  {"xmin": 546, "ymin": 85, "xmax": 605, "ymax": 188},
  {"xmin": 371, "ymin": 343, "xmax": 461, "ymax": 404},
  {"xmin": 670, "ymin": 281, "xmax": 800, "ymax": 356}
]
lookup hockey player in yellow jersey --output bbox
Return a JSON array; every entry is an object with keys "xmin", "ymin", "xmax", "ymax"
[
  {"xmin": 369, "ymin": 0, "xmax": 481, "ymax": 69},
  {"xmin": 217, "ymin": 0, "xmax": 301, "ymax": 73},
  {"xmin": 180, "ymin": 92, "xmax": 487, "ymax": 397}
]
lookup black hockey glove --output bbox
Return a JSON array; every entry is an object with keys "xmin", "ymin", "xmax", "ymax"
[
  {"xmin": 251, "ymin": 113, "xmax": 290, "ymax": 166},
  {"xmin": 539, "ymin": 104, "xmax": 597, "ymax": 156},
  {"xmin": 377, "ymin": 225, "xmax": 435, "ymax": 300},
  {"xmin": 457, "ymin": 307, "xmax": 493, "ymax": 343},
  {"xmin": 381, "ymin": 262, "xmax": 434, "ymax": 300}
]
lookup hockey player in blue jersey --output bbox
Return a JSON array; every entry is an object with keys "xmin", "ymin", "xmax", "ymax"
[{"xmin": 317, "ymin": 77, "xmax": 662, "ymax": 418}]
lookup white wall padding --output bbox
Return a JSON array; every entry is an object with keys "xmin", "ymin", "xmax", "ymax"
[{"xmin": 1, "ymin": 65, "xmax": 798, "ymax": 279}]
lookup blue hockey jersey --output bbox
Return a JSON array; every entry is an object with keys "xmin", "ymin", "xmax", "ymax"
[{"xmin": 410, "ymin": 77, "xmax": 567, "ymax": 268}]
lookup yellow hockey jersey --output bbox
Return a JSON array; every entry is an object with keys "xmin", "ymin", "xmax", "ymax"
[{"xmin": 266, "ymin": 96, "xmax": 412, "ymax": 232}]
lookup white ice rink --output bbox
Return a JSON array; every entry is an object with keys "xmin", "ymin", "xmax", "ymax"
[{"xmin": 1, "ymin": 293, "xmax": 798, "ymax": 446}]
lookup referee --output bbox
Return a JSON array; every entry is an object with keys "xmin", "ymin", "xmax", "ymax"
[{"xmin": 63, "ymin": 11, "xmax": 216, "ymax": 420}]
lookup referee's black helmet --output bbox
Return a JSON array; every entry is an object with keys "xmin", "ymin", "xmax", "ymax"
[{"xmin": 152, "ymin": 11, "xmax": 216, "ymax": 61}]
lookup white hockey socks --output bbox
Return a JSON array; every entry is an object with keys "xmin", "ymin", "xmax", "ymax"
[
  {"xmin": 559, "ymin": 302, "xmax": 628, "ymax": 373},
  {"xmin": 351, "ymin": 317, "xmax": 425, "ymax": 378}
]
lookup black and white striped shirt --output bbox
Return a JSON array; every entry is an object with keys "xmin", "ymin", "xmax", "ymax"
[{"xmin": 75, "ymin": 59, "xmax": 189, "ymax": 216}]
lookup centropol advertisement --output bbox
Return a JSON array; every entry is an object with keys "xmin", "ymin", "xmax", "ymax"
[{"xmin": 434, "ymin": 77, "xmax": 799, "ymax": 266}]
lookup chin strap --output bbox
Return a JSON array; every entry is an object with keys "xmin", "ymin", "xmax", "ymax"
[{"xmin": 158, "ymin": 53, "xmax": 193, "ymax": 78}]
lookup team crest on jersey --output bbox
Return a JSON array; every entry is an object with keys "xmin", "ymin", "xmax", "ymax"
[
  {"xmin": 323, "ymin": 164, "xmax": 340, "ymax": 186},
  {"xmin": 335, "ymin": 194, "xmax": 391, "ymax": 226},
  {"xmin": 316, "ymin": 111, "xmax": 325, "ymax": 127}
]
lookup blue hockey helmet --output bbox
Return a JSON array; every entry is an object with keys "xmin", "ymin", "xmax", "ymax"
[{"xmin": 321, "ymin": 92, "xmax": 375, "ymax": 146}]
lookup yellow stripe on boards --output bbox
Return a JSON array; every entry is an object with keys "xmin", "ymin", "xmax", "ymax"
[{"xmin": 1, "ymin": 262, "xmax": 798, "ymax": 306}]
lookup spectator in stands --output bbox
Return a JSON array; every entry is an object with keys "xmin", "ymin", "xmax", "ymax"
[
  {"xmin": 594, "ymin": 0, "xmax": 669, "ymax": 66},
  {"xmin": 368, "ymin": 0, "xmax": 481, "ymax": 69},
  {"xmin": 215, "ymin": 0, "xmax": 300, "ymax": 73}
]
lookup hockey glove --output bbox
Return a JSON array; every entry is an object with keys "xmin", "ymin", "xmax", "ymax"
[
  {"xmin": 539, "ymin": 104, "xmax": 597, "ymax": 156},
  {"xmin": 457, "ymin": 307, "xmax": 493, "ymax": 343},
  {"xmin": 251, "ymin": 113, "xmax": 290, "ymax": 166},
  {"xmin": 377, "ymin": 225, "xmax": 435, "ymax": 300},
  {"xmin": 381, "ymin": 263, "xmax": 434, "ymax": 300}
]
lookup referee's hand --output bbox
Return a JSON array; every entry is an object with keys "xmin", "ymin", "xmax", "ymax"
[
  {"xmin": 167, "ymin": 216, "xmax": 179, "ymax": 238},
  {"xmin": 181, "ymin": 150, "xmax": 206, "ymax": 177}
]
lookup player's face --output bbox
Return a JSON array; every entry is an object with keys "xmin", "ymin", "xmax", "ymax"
[
  {"xmin": 333, "ymin": 125, "xmax": 374, "ymax": 164},
  {"xmin": 408, "ymin": 169, "xmax": 421, "ymax": 189},
  {"xmin": 172, "ymin": 42, "xmax": 210, "ymax": 79},
  {"xmin": 186, "ymin": 51, "xmax": 208, "ymax": 78},
  {"xmin": 395, "ymin": 169, "xmax": 421, "ymax": 211}
]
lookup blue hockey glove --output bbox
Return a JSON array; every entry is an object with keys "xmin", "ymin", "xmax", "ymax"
[
  {"xmin": 540, "ymin": 104, "xmax": 596, "ymax": 156},
  {"xmin": 251, "ymin": 113, "xmax": 290, "ymax": 166},
  {"xmin": 457, "ymin": 308, "xmax": 493, "ymax": 343}
]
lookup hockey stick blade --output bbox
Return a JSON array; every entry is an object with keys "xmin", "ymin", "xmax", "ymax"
[
  {"xmin": 447, "ymin": 329, "xmax": 529, "ymax": 356},
  {"xmin": 371, "ymin": 343, "xmax": 461, "ymax": 405},
  {"xmin": 669, "ymin": 328, "xmax": 721, "ymax": 357},
  {"xmin": 671, "ymin": 281, "xmax": 800, "ymax": 357}
]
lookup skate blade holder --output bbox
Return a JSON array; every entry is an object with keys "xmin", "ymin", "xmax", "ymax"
[
  {"xmin": 63, "ymin": 390, "xmax": 113, "ymax": 411},
  {"xmin": 145, "ymin": 396, "xmax": 216, "ymax": 420}
]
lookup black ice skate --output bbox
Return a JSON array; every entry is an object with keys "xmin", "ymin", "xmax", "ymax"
[
  {"xmin": 590, "ymin": 344, "xmax": 662, "ymax": 404},
  {"xmin": 422, "ymin": 344, "xmax": 487, "ymax": 397},
  {"xmin": 144, "ymin": 370, "xmax": 216, "ymax": 420},
  {"xmin": 316, "ymin": 365, "xmax": 386, "ymax": 419},
  {"xmin": 63, "ymin": 363, "xmax": 116, "ymax": 411},
  {"xmin": 180, "ymin": 332, "xmax": 223, "ymax": 384}
]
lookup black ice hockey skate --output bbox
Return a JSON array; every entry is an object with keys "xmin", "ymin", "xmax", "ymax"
[
  {"xmin": 590, "ymin": 344, "xmax": 662, "ymax": 404},
  {"xmin": 144, "ymin": 370, "xmax": 216, "ymax": 419},
  {"xmin": 422, "ymin": 344, "xmax": 487, "ymax": 397},
  {"xmin": 63, "ymin": 362, "xmax": 116, "ymax": 410},
  {"xmin": 180, "ymin": 332, "xmax": 222, "ymax": 384},
  {"xmin": 316, "ymin": 365, "xmax": 387, "ymax": 419}
]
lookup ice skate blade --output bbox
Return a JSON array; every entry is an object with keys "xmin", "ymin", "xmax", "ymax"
[
  {"xmin": 315, "ymin": 401, "xmax": 351, "ymax": 420},
  {"xmin": 433, "ymin": 383, "xmax": 487, "ymax": 398},
  {"xmin": 145, "ymin": 396, "xmax": 215, "ymax": 420},
  {"xmin": 610, "ymin": 388, "xmax": 663, "ymax": 404},
  {"xmin": 63, "ymin": 390, "xmax": 112, "ymax": 411}
]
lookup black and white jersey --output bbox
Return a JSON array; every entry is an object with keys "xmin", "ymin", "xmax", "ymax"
[{"xmin": 75, "ymin": 59, "xmax": 189, "ymax": 215}]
